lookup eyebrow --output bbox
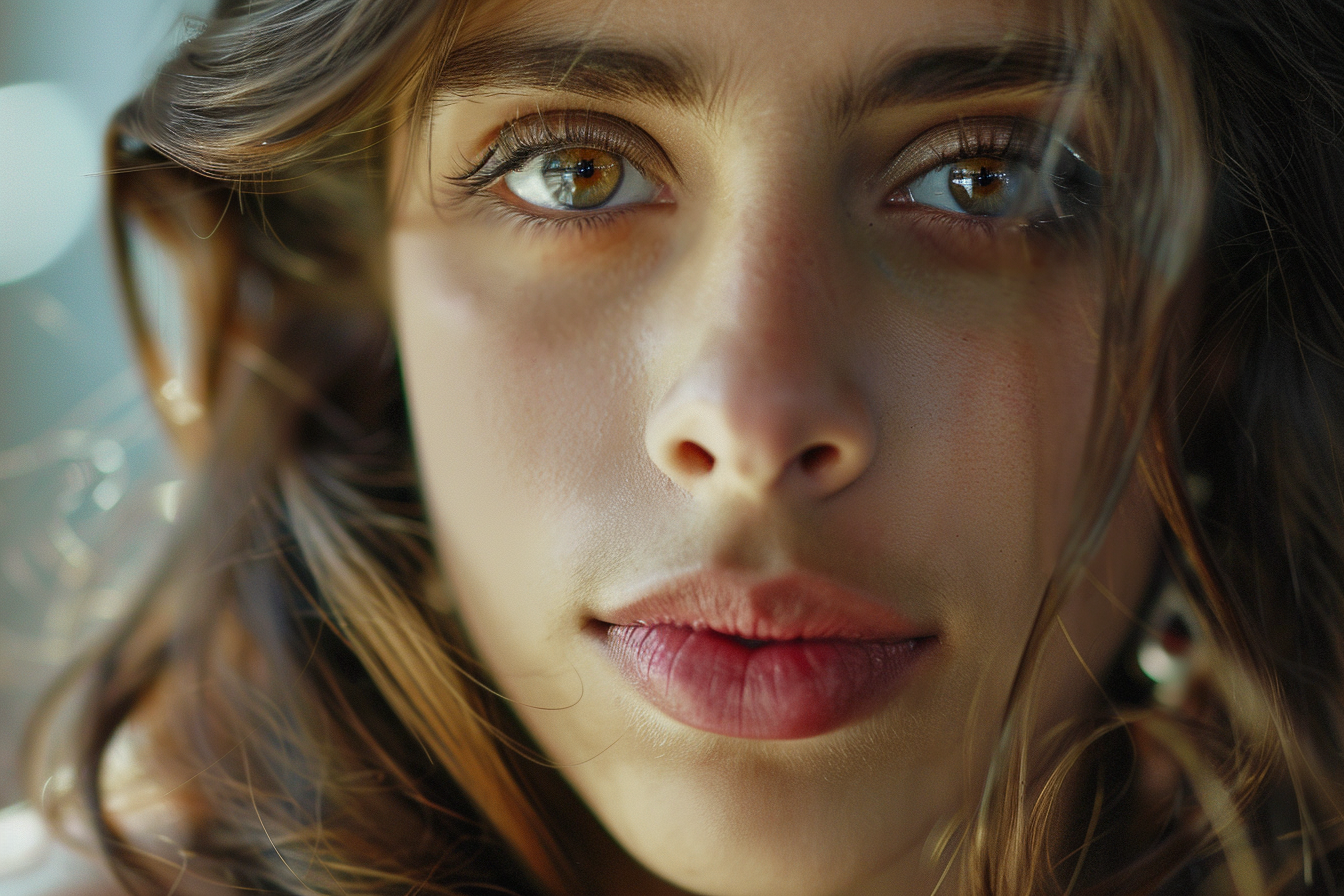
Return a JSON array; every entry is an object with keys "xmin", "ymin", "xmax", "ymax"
[
  {"xmin": 835, "ymin": 40, "xmax": 1080, "ymax": 124},
  {"xmin": 434, "ymin": 33, "xmax": 703, "ymax": 106},
  {"xmin": 432, "ymin": 32, "xmax": 1078, "ymax": 119}
]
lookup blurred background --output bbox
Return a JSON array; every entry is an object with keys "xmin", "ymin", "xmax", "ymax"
[{"xmin": 0, "ymin": 0, "xmax": 208, "ymax": 807}]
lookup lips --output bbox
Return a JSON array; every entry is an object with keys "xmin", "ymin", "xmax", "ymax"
[{"xmin": 592, "ymin": 570, "xmax": 936, "ymax": 740}]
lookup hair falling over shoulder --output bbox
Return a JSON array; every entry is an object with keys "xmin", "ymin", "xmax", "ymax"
[{"xmin": 20, "ymin": 0, "xmax": 1344, "ymax": 893}]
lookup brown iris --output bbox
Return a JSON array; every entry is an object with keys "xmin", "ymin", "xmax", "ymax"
[
  {"xmin": 541, "ymin": 148, "xmax": 624, "ymax": 209},
  {"xmin": 947, "ymin": 157, "xmax": 1018, "ymax": 216}
]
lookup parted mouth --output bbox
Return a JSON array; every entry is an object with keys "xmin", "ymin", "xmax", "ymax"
[
  {"xmin": 589, "ymin": 568, "xmax": 939, "ymax": 740},
  {"xmin": 592, "ymin": 568, "xmax": 935, "ymax": 642}
]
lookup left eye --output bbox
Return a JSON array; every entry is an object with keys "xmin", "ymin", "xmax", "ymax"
[
  {"xmin": 906, "ymin": 157, "xmax": 1025, "ymax": 215},
  {"xmin": 503, "ymin": 148, "xmax": 661, "ymax": 211},
  {"xmin": 901, "ymin": 150, "xmax": 1101, "ymax": 219}
]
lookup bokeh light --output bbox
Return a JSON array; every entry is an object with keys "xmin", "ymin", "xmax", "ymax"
[{"xmin": 0, "ymin": 82, "xmax": 100, "ymax": 285}]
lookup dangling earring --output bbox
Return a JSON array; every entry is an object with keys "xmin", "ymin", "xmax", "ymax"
[
  {"xmin": 1136, "ymin": 574, "xmax": 1201, "ymax": 709},
  {"xmin": 1136, "ymin": 473, "xmax": 1210, "ymax": 709}
]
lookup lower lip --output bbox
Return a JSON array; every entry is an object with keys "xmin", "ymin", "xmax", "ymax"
[{"xmin": 601, "ymin": 624, "xmax": 934, "ymax": 740}]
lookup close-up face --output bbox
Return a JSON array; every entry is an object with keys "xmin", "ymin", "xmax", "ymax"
[{"xmin": 389, "ymin": 0, "xmax": 1160, "ymax": 893}]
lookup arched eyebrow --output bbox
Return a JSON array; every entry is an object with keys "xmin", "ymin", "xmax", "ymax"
[
  {"xmin": 432, "ymin": 32, "xmax": 1078, "ymax": 117},
  {"xmin": 434, "ymin": 33, "xmax": 703, "ymax": 106}
]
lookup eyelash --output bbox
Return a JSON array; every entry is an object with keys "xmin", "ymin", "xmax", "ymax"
[
  {"xmin": 888, "ymin": 118, "xmax": 1102, "ymax": 229},
  {"xmin": 444, "ymin": 114, "xmax": 1098, "ymax": 237},
  {"xmin": 446, "ymin": 111, "xmax": 668, "ymax": 228},
  {"xmin": 891, "ymin": 119, "xmax": 1037, "ymax": 176}
]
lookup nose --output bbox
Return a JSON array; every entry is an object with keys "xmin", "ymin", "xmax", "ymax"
[{"xmin": 644, "ymin": 217, "xmax": 875, "ymax": 501}]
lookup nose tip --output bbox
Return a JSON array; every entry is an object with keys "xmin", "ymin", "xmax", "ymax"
[
  {"xmin": 646, "ymin": 387, "xmax": 875, "ymax": 500},
  {"xmin": 644, "ymin": 200, "xmax": 876, "ymax": 502}
]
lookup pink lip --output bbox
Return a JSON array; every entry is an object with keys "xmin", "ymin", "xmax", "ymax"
[{"xmin": 593, "ymin": 571, "xmax": 936, "ymax": 740}]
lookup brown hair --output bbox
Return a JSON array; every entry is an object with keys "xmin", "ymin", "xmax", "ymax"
[{"xmin": 24, "ymin": 0, "xmax": 1344, "ymax": 893}]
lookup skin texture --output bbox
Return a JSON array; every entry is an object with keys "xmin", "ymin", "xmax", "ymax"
[{"xmin": 389, "ymin": 0, "xmax": 1159, "ymax": 892}]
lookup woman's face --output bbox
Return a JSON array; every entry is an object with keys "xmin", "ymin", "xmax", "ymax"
[{"xmin": 390, "ymin": 0, "xmax": 1157, "ymax": 892}]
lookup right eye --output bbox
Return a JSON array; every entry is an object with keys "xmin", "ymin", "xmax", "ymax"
[{"xmin": 503, "ymin": 147, "xmax": 663, "ymax": 212}]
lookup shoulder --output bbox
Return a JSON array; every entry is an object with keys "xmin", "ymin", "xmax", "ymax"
[{"xmin": 0, "ymin": 804, "xmax": 123, "ymax": 896}]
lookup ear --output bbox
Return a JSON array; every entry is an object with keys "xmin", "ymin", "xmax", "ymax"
[{"xmin": 107, "ymin": 130, "xmax": 241, "ymax": 463}]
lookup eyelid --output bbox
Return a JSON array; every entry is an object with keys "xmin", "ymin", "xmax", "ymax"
[
  {"xmin": 878, "ymin": 117, "xmax": 1080, "ymax": 191},
  {"xmin": 448, "ymin": 110, "xmax": 675, "ymax": 191}
]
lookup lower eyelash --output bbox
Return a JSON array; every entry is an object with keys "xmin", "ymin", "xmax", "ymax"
[
  {"xmin": 467, "ymin": 190, "xmax": 646, "ymax": 237},
  {"xmin": 889, "ymin": 203, "xmax": 1098, "ymax": 273}
]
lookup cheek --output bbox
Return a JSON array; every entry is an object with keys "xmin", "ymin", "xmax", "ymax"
[
  {"xmin": 392, "ymin": 228, "xmax": 633, "ymax": 480},
  {"xmin": 864, "ymin": 269, "xmax": 1108, "ymax": 691},
  {"xmin": 850, "ymin": 265, "xmax": 1101, "ymax": 586},
  {"xmin": 389, "ymin": 227, "xmax": 654, "ymax": 666}
]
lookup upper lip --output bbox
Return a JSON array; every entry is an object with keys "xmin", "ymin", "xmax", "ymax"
[{"xmin": 595, "ymin": 568, "xmax": 932, "ymax": 642}]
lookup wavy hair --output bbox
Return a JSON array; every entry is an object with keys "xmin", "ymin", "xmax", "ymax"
[{"xmin": 23, "ymin": 0, "xmax": 1344, "ymax": 893}]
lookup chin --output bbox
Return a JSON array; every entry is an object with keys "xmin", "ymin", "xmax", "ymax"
[{"xmin": 555, "ymin": 712, "xmax": 971, "ymax": 896}]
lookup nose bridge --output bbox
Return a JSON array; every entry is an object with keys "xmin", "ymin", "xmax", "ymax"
[
  {"xmin": 699, "ymin": 202, "xmax": 817, "ymax": 365},
  {"xmin": 705, "ymin": 208, "xmax": 844, "ymax": 432},
  {"xmin": 724, "ymin": 205, "xmax": 828, "ymax": 344},
  {"xmin": 644, "ymin": 194, "xmax": 875, "ymax": 500}
]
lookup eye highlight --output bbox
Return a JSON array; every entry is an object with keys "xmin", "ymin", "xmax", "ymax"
[
  {"xmin": 885, "ymin": 118, "xmax": 1102, "ymax": 225},
  {"xmin": 447, "ymin": 111, "xmax": 672, "ymax": 220},
  {"xmin": 504, "ymin": 147, "xmax": 661, "ymax": 211},
  {"xmin": 908, "ymin": 157, "xmax": 1022, "ymax": 215}
]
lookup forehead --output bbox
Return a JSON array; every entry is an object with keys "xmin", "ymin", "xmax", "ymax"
[
  {"xmin": 447, "ymin": 0, "xmax": 1066, "ymax": 114},
  {"xmin": 459, "ymin": 0, "xmax": 1049, "ymax": 46}
]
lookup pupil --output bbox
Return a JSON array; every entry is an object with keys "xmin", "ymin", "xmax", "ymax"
[
  {"xmin": 535, "ymin": 149, "xmax": 622, "ymax": 209},
  {"xmin": 947, "ymin": 158, "xmax": 1013, "ymax": 215}
]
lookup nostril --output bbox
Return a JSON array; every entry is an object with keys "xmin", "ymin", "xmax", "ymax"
[
  {"xmin": 676, "ymin": 441, "xmax": 716, "ymax": 474},
  {"xmin": 798, "ymin": 444, "xmax": 838, "ymax": 474}
]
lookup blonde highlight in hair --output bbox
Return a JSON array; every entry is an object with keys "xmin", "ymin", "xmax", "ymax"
[{"xmin": 27, "ymin": 1, "xmax": 584, "ymax": 893}]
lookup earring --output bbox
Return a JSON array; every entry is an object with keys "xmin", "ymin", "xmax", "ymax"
[
  {"xmin": 1137, "ymin": 574, "xmax": 1202, "ymax": 709},
  {"xmin": 1136, "ymin": 473, "xmax": 1210, "ymax": 709}
]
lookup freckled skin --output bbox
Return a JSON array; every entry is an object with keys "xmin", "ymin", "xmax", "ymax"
[{"xmin": 389, "ymin": 0, "xmax": 1158, "ymax": 894}]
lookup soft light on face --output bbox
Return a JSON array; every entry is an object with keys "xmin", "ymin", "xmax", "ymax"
[{"xmin": 389, "ymin": 0, "xmax": 1158, "ymax": 893}]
